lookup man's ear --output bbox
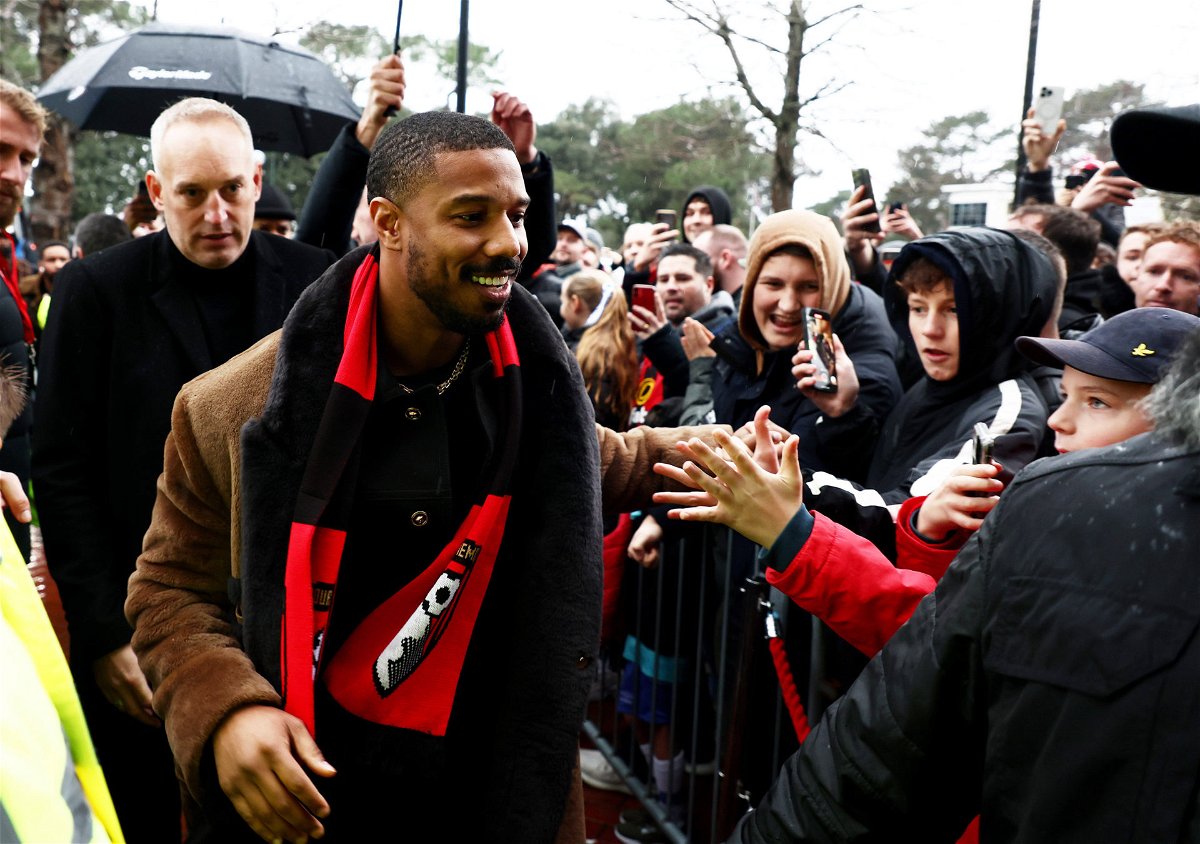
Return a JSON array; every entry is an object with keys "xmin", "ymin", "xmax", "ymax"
[
  {"xmin": 705, "ymin": 274, "xmax": 715, "ymax": 294},
  {"xmin": 370, "ymin": 197, "xmax": 405, "ymax": 250},
  {"xmin": 252, "ymin": 161, "xmax": 263, "ymax": 202},
  {"xmin": 145, "ymin": 171, "xmax": 164, "ymax": 212}
]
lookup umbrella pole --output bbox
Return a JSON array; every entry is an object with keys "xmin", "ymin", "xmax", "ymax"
[
  {"xmin": 393, "ymin": 0, "xmax": 403, "ymax": 55},
  {"xmin": 456, "ymin": 0, "xmax": 469, "ymax": 113}
]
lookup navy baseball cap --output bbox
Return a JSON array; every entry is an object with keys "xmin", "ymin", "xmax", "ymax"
[{"xmin": 1016, "ymin": 308, "xmax": 1200, "ymax": 384}]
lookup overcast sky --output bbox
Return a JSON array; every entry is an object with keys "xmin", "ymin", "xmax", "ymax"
[{"xmin": 138, "ymin": 0, "xmax": 1199, "ymax": 207}]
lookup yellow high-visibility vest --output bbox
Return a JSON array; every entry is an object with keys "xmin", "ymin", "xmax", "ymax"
[{"xmin": 0, "ymin": 523, "xmax": 124, "ymax": 843}]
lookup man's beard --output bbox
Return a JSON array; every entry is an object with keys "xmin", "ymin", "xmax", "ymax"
[
  {"xmin": 0, "ymin": 184, "xmax": 22, "ymax": 230},
  {"xmin": 406, "ymin": 239, "xmax": 520, "ymax": 335}
]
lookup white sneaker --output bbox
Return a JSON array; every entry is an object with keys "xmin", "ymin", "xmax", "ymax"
[{"xmin": 579, "ymin": 748, "xmax": 632, "ymax": 795}]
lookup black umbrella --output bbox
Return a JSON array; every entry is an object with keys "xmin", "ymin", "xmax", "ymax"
[{"xmin": 37, "ymin": 22, "xmax": 360, "ymax": 157}]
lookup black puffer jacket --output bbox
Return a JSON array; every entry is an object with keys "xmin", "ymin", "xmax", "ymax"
[{"xmin": 732, "ymin": 432, "xmax": 1200, "ymax": 842}]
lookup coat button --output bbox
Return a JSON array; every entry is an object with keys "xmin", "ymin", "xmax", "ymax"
[
  {"xmin": 410, "ymin": 510, "xmax": 429, "ymax": 527},
  {"xmin": 576, "ymin": 655, "xmax": 592, "ymax": 669},
  {"xmin": 405, "ymin": 407, "xmax": 422, "ymax": 421}
]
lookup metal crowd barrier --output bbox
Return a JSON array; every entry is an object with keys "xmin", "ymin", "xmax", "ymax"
[{"xmin": 581, "ymin": 521, "xmax": 856, "ymax": 842}]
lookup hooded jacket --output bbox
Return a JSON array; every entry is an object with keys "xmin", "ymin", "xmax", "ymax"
[
  {"xmin": 681, "ymin": 185, "xmax": 733, "ymax": 242},
  {"xmin": 862, "ymin": 227, "xmax": 1056, "ymax": 502},
  {"xmin": 683, "ymin": 210, "xmax": 900, "ymax": 479}
]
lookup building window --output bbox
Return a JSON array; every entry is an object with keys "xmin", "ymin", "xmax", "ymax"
[{"xmin": 951, "ymin": 202, "xmax": 988, "ymax": 227}]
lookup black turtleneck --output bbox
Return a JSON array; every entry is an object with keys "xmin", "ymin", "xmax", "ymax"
[{"xmin": 166, "ymin": 236, "xmax": 256, "ymax": 367}]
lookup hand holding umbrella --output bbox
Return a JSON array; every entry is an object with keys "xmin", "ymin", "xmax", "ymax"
[{"xmin": 356, "ymin": 54, "xmax": 406, "ymax": 150}]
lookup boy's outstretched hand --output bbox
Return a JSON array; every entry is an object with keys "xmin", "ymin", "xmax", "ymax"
[{"xmin": 653, "ymin": 407, "xmax": 803, "ymax": 549}]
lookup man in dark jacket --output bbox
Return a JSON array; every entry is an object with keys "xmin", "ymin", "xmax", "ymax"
[{"xmin": 32, "ymin": 97, "xmax": 337, "ymax": 842}]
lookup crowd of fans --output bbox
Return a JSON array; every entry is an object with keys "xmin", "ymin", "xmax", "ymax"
[{"xmin": 1, "ymin": 45, "xmax": 1199, "ymax": 844}]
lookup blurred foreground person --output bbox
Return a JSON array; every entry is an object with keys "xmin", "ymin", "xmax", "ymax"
[{"xmin": 0, "ymin": 362, "xmax": 124, "ymax": 844}]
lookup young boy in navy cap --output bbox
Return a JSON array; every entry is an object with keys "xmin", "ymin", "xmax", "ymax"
[{"xmin": 1016, "ymin": 307, "xmax": 1200, "ymax": 454}]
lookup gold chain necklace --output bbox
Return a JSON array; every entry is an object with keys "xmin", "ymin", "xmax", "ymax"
[{"xmin": 396, "ymin": 337, "xmax": 471, "ymax": 396}]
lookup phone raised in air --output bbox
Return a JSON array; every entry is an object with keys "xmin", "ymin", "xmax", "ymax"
[
  {"xmin": 655, "ymin": 208, "xmax": 678, "ymax": 231},
  {"xmin": 1034, "ymin": 85, "xmax": 1065, "ymax": 130},
  {"xmin": 802, "ymin": 307, "xmax": 837, "ymax": 393},
  {"xmin": 851, "ymin": 168, "xmax": 881, "ymax": 233},
  {"xmin": 971, "ymin": 422, "xmax": 995, "ymax": 466},
  {"xmin": 632, "ymin": 284, "xmax": 657, "ymax": 315}
]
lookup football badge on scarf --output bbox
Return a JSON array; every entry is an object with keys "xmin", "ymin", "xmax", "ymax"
[{"xmin": 374, "ymin": 540, "xmax": 481, "ymax": 695}]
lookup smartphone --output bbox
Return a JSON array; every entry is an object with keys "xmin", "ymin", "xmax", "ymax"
[
  {"xmin": 1034, "ymin": 85, "xmax": 1065, "ymax": 130},
  {"xmin": 632, "ymin": 283, "xmax": 657, "ymax": 314},
  {"xmin": 971, "ymin": 422, "xmax": 995, "ymax": 466},
  {"xmin": 655, "ymin": 209, "xmax": 678, "ymax": 231},
  {"xmin": 887, "ymin": 200, "xmax": 905, "ymax": 213},
  {"xmin": 802, "ymin": 307, "xmax": 837, "ymax": 393},
  {"xmin": 851, "ymin": 169, "xmax": 880, "ymax": 233}
]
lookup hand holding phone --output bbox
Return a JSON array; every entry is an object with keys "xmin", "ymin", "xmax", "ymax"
[
  {"xmin": 802, "ymin": 308, "xmax": 837, "ymax": 393},
  {"xmin": 971, "ymin": 422, "xmax": 995, "ymax": 466},
  {"xmin": 632, "ymin": 284, "xmax": 657, "ymax": 315},
  {"xmin": 851, "ymin": 169, "xmax": 881, "ymax": 234},
  {"xmin": 1033, "ymin": 86, "xmax": 1065, "ymax": 131}
]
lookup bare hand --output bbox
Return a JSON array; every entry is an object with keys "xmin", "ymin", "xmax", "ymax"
[
  {"xmin": 627, "ymin": 514, "xmax": 663, "ymax": 569},
  {"xmin": 213, "ymin": 705, "xmax": 337, "ymax": 844},
  {"xmin": 731, "ymin": 405, "xmax": 788, "ymax": 470},
  {"xmin": 914, "ymin": 463, "xmax": 1004, "ymax": 541},
  {"xmin": 680, "ymin": 317, "xmax": 715, "ymax": 361},
  {"xmin": 657, "ymin": 406, "xmax": 785, "ymax": 507},
  {"xmin": 793, "ymin": 332, "xmax": 859, "ymax": 418},
  {"xmin": 880, "ymin": 205, "xmax": 923, "ymax": 240},
  {"xmin": 490, "ymin": 91, "xmax": 537, "ymax": 164},
  {"xmin": 629, "ymin": 295, "xmax": 667, "ymax": 340},
  {"xmin": 653, "ymin": 429, "xmax": 802, "ymax": 549},
  {"xmin": 0, "ymin": 470, "xmax": 32, "ymax": 523},
  {"xmin": 355, "ymin": 54, "xmax": 406, "ymax": 150},
  {"xmin": 841, "ymin": 185, "xmax": 884, "ymax": 274},
  {"xmin": 633, "ymin": 224, "xmax": 679, "ymax": 272},
  {"xmin": 1071, "ymin": 161, "xmax": 1142, "ymax": 212},
  {"xmin": 1021, "ymin": 106, "xmax": 1066, "ymax": 172},
  {"xmin": 92, "ymin": 644, "xmax": 160, "ymax": 727}
]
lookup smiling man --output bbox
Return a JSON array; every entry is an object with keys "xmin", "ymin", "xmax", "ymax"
[
  {"xmin": 32, "ymin": 97, "xmax": 336, "ymax": 842},
  {"xmin": 122, "ymin": 110, "xmax": 706, "ymax": 843}
]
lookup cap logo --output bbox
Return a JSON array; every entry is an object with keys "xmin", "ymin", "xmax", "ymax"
[{"xmin": 1131, "ymin": 343, "xmax": 1155, "ymax": 357}]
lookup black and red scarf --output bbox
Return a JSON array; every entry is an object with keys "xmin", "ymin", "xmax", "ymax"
[{"xmin": 281, "ymin": 248, "xmax": 522, "ymax": 737}]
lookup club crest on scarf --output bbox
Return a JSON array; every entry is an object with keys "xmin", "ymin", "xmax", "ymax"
[{"xmin": 374, "ymin": 540, "xmax": 480, "ymax": 695}]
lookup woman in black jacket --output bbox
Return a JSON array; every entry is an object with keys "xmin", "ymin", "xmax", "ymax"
[{"xmin": 681, "ymin": 209, "xmax": 901, "ymax": 482}]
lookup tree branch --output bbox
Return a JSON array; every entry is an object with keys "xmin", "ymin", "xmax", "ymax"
[{"xmin": 807, "ymin": 3, "xmax": 864, "ymax": 31}]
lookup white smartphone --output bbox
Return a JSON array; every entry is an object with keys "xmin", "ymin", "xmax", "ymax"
[{"xmin": 1034, "ymin": 85, "xmax": 1065, "ymax": 130}]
